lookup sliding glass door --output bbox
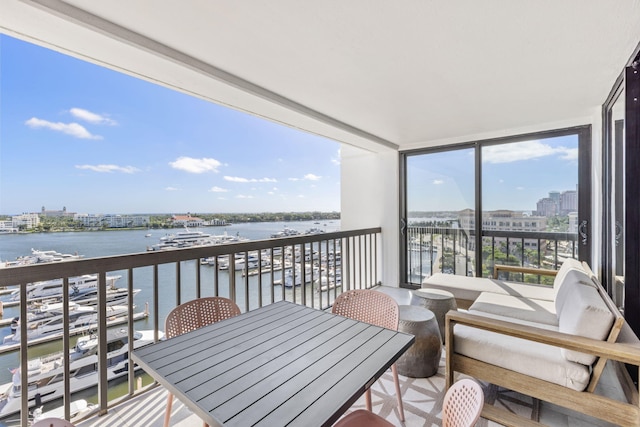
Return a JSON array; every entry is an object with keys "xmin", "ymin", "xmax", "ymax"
[{"xmin": 401, "ymin": 127, "xmax": 591, "ymax": 286}]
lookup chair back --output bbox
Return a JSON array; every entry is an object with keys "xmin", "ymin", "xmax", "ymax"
[
  {"xmin": 442, "ymin": 379, "xmax": 484, "ymax": 427},
  {"xmin": 165, "ymin": 297, "xmax": 241, "ymax": 339},
  {"xmin": 31, "ymin": 418, "xmax": 76, "ymax": 427},
  {"xmin": 332, "ymin": 290, "xmax": 399, "ymax": 331}
]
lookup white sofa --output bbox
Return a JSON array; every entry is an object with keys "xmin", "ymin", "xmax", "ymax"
[{"xmin": 429, "ymin": 259, "xmax": 640, "ymax": 427}]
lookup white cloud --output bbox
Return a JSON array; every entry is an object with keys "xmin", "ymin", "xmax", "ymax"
[
  {"xmin": 516, "ymin": 186, "xmax": 525, "ymax": 190},
  {"xmin": 169, "ymin": 157, "xmax": 221, "ymax": 173},
  {"xmin": 483, "ymin": 140, "xmax": 577, "ymax": 164},
  {"xmin": 289, "ymin": 174, "xmax": 322, "ymax": 182},
  {"xmin": 236, "ymin": 194, "xmax": 254, "ymax": 199},
  {"xmin": 25, "ymin": 117, "xmax": 102, "ymax": 140},
  {"xmin": 298, "ymin": 195, "xmax": 305, "ymax": 198},
  {"xmin": 69, "ymin": 108, "xmax": 117, "ymax": 125},
  {"xmin": 224, "ymin": 176, "xmax": 277, "ymax": 183},
  {"xmin": 433, "ymin": 179, "xmax": 445, "ymax": 185},
  {"xmin": 331, "ymin": 148, "xmax": 341, "ymax": 166},
  {"xmin": 165, "ymin": 186, "xmax": 179, "ymax": 191},
  {"xmin": 209, "ymin": 186, "xmax": 228, "ymax": 193},
  {"xmin": 75, "ymin": 164, "xmax": 140, "ymax": 173}
]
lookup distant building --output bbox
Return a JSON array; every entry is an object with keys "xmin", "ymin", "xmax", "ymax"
[
  {"xmin": 12, "ymin": 213, "xmax": 40, "ymax": 229},
  {"xmin": 535, "ymin": 189, "xmax": 578, "ymax": 217},
  {"xmin": 41, "ymin": 206, "xmax": 75, "ymax": 218},
  {"xmin": 536, "ymin": 198, "xmax": 557, "ymax": 217},
  {"xmin": 171, "ymin": 215, "xmax": 204, "ymax": 228},
  {"xmin": 560, "ymin": 190, "xmax": 578, "ymax": 215},
  {"xmin": 0, "ymin": 220, "xmax": 18, "ymax": 233},
  {"xmin": 458, "ymin": 209, "xmax": 547, "ymax": 250},
  {"xmin": 74, "ymin": 213, "xmax": 149, "ymax": 228}
]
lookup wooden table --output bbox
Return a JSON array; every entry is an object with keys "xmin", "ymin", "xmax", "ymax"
[{"xmin": 132, "ymin": 300, "xmax": 414, "ymax": 427}]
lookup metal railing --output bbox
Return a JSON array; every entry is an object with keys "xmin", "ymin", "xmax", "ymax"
[
  {"xmin": 406, "ymin": 226, "xmax": 577, "ymax": 285},
  {"xmin": 0, "ymin": 227, "xmax": 381, "ymax": 426}
]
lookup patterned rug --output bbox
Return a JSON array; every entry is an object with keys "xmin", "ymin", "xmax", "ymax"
[{"xmin": 345, "ymin": 355, "xmax": 536, "ymax": 427}]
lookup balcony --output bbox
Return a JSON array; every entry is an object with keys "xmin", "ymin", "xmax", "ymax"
[
  {"xmin": 0, "ymin": 228, "xmax": 381, "ymax": 426},
  {"xmin": 0, "ymin": 227, "xmax": 629, "ymax": 427},
  {"xmin": 2, "ymin": 2, "xmax": 640, "ymax": 426}
]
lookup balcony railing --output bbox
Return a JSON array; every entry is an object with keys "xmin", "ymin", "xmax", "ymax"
[
  {"xmin": 406, "ymin": 226, "xmax": 578, "ymax": 285},
  {"xmin": 0, "ymin": 227, "xmax": 381, "ymax": 426}
]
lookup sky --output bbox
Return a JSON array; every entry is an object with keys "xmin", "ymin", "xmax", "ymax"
[
  {"xmin": 0, "ymin": 35, "xmax": 341, "ymax": 215},
  {"xmin": 407, "ymin": 136, "xmax": 579, "ymax": 212}
]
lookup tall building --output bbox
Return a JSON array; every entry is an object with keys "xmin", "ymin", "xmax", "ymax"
[
  {"xmin": 560, "ymin": 190, "xmax": 578, "ymax": 215},
  {"xmin": 536, "ymin": 198, "xmax": 557, "ymax": 217}
]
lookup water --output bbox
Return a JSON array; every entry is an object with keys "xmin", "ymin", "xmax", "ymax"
[{"xmin": 0, "ymin": 220, "xmax": 340, "ymax": 423}]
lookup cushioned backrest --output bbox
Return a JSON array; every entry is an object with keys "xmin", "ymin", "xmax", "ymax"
[
  {"xmin": 553, "ymin": 258, "xmax": 594, "ymax": 314},
  {"xmin": 558, "ymin": 283, "xmax": 615, "ymax": 366}
]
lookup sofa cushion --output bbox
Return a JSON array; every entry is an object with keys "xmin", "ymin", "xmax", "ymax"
[
  {"xmin": 470, "ymin": 292, "xmax": 558, "ymax": 326},
  {"xmin": 423, "ymin": 273, "xmax": 555, "ymax": 303},
  {"xmin": 558, "ymin": 284, "xmax": 615, "ymax": 365},
  {"xmin": 553, "ymin": 258, "xmax": 594, "ymax": 314},
  {"xmin": 453, "ymin": 318, "xmax": 591, "ymax": 391}
]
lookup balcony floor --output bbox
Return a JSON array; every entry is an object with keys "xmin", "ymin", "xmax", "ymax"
[{"xmin": 75, "ymin": 354, "xmax": 616, "ymax": 427}]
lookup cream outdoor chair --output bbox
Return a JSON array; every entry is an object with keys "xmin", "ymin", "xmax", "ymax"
[
  {"xmin": 442, "ymin": 379, "xmax": 484, "ymax": 427},
  {"xmin": 163, "ymin": 297, "xmax": 241, "ymax": 427},
  {"xmin": 31, "ymin": 418, "xmax": 76, "ymax": 427},
  {"xmin": 331, "ymin": 289, "xmax": 405, "ymax": 422}
]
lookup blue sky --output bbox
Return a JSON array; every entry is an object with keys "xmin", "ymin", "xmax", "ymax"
[
  {"xmin": 0, "ymin": 35, "xmax": 341, "ymax": 215},
  {"xmin": 407, "ymin": 136, "xmax": 579, "ymax": 212}
]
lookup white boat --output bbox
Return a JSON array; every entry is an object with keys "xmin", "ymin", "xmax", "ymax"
[
  {"xmin": 279, "ymin": 264, "xmax": 320, "ymax": 287},
  {"xmin": 147, "ymin": 229, "xmax": 248, "ymax": 251},
  {"xmin": 1, "ymin": 249, "xmax": 82, "ymax": 268},
  {"xmin": 270, "ymin": 228, "xmax": 300, "ymax": 238},
  {"xmin": 4, "ymin": 274, "xmax": 121, "ymax": 303},
  {"xmin": 147, "ymin": 228, "xmax": 215, "ymax": 251},
  {"xmin": 31, "ymin": 398, "xmax": 98, "ymax": 424},
  {"xmin": 3, "ymin": 303, "xmax": 131, "ymax": 345},
  {"xmin": 38, "ymin": 287, "xmax": 140, "ymax": 308},
  {"xmin": 0, "ymin": 328, "xmax": 163, "ymax": 419}
]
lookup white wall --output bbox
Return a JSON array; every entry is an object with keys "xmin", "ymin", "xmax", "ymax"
[{"xmin": 340, "ymin": 144, "xmax": 400, "ymax": 287}]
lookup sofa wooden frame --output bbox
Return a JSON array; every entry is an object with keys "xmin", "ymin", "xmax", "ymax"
[{"xmin": 445, "ymin": 263, "xmax": 640, "ymax": 427}]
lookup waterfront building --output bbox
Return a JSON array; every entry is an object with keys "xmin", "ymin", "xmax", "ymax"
[
  {"xmin": 41, "ymin": 206, "xmax": 75, "ymax": 218},
  {"xmin": 171, "ymin": 215, "xmax": 204, "ymax": 228},
  {"xmin": 458, "ymin": 209, "xmax": 547, "ymax": 251},
  {"xmin": 11, "ymin": 213, "xmax": 40, "ymax": 230},
  {"xmin": 74, "ymin": 213, "xmax": 150, "ymax": 228}
]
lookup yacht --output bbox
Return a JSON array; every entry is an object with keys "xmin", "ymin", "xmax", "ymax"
[
  {"xmin": 3, "ymin": 303, "xmax": 132, "ymax": 345},
  {"xmin": 147, "ymin": 228, "xmax": 215, "ymax": 251},
  {"xmin": 0, "ymin": 328, "xmax": 162, "ymax": 419},
  {"xmin": 4, "ymin": 274, "xmax": 121, "ymax": 304}
]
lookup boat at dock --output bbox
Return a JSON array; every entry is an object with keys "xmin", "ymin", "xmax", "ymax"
[
  {"xmin": 0, "ymin": 328, "xmax": 162, "ymax": 419},
  {"xmin": 2, "ymin": 273, "xmax": 121, "ymax": 305},
  {"xmin": 147, "ymin": 228, "xmax": 248, "ymax": 251},
  {"xmin": 0, "ymin": 249, "xmax": 82, "ymax": 268},
  {"xmin": 2, "ymin": 303, "xmax": 143, "ymax": 347}
]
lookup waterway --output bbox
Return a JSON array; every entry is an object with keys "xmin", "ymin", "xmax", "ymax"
[{"xmin": 0, "ymin": 220, "xmax": 340, "ymax": 424}]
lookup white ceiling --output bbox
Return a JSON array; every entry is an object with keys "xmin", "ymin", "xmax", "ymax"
[{"xmin": 2, "ymin": 0, "xmax": 640, "ymax": 152}]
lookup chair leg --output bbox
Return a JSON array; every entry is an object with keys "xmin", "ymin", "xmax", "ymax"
[
  {"xmin": 164, "ymin": 393, "xmax": 173, "ymax": 427},
  {"xmin": 365, "ymin": 388, "xmax": 372, "ymax": 412},
  {"xmin": 391, "ymin": 364, "xmax": 405, "ymax": 422}
]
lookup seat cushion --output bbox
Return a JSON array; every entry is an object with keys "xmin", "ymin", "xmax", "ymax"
[
  {"xmin": 470, "ymin": 292, "xmax": 558, "ymax": 326},
  {"xmin": 553, "ymin": 258, "xmax": 595, "ymax": 314},
  {"xmin": 453, "ymin": 314, "xmax": 591, "ymax": 391},
  {"xmin": 423, "ymin": 273, "xmax": 555, "ymax": 303},
  {"xmin": 558, "ymin": 283, "xmax": 615, "ymax": 365}
]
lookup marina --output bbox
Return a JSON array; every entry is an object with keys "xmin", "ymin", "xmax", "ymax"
[
  {"xmin": 0, "ymin": 328, "xmax": 160, "ymax": 419},
  {"xmin": 0, "ymin": 220, "xmax": 432, "ymax": 424}
]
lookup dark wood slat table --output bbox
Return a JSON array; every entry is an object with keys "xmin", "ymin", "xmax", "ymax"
[{"xmin": 132, "ymin": 300, "xmax": 414, "ymax": 427}]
